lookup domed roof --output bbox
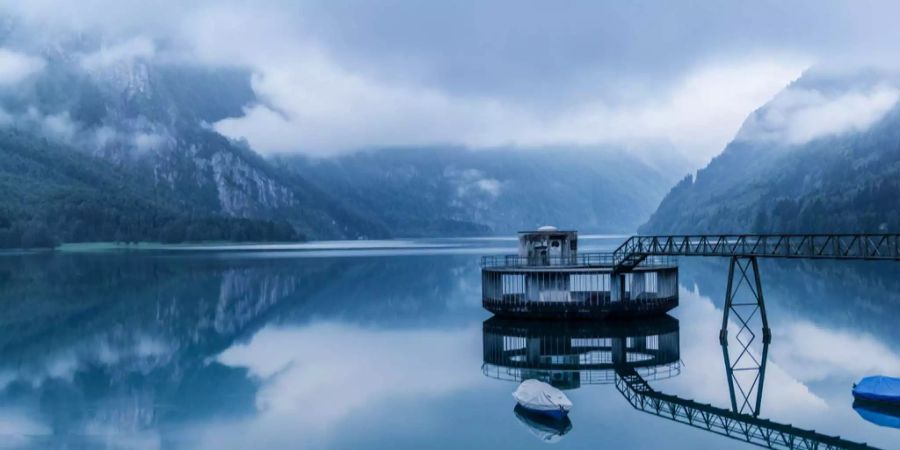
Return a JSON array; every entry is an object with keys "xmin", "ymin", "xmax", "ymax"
[{"xmin": 537, "ymin": 225, "xmax": 558, "ymax": 232}]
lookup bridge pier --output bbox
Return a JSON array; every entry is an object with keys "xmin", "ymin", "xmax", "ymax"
[{"xmin": 719, "ymin": 256, "xmax": 771, "ymax": 345}]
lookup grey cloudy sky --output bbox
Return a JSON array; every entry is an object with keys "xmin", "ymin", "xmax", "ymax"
[{"xmin": 2, "ymin": 1, "xmax": 900, "ymax": 164}]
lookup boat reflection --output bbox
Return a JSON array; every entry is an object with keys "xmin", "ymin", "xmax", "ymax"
[
  {"xmin": 513, "ymin": 404, "xmax": 573, "ymax": 443},
  {"xmin": 513, "ymin": 405, "xmax": 572, "ymax": 444},
  {"xmin": 853, "ymin": 400, "xmax": 900, "ymax": 429}
]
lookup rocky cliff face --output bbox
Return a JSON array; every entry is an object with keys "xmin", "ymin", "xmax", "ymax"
[{"xmin": 207, "ymin": 151, "xmax": 299, "ymax": 217}]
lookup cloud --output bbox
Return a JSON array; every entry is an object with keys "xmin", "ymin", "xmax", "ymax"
[
  {"xmin": 737, "ymin": 84, "xmax": 900, "ymax": 145},
  {"xmin": 3, "ymin": 107, "xmax": 171, "ymax": 154},
  {"xmin": 79, "ymin": 36, "xmax": 156, "ymax": 70},
  {"xmin": 446, "ymin": 168, "xmax": 503, "ymax": 199},
  {"xmin": 0, "ymin": 48, "xmax": 45, "ymax": 86},
  {"xmin": 22, "ymin": 107, "xmax": 78, "ymax": 142},
  {"xmin": 213, "ymin": 52, "xmax": 804, "ymax": 161},
  {"xmin": 5, "ymin": 1, "xmax": 900, "ymax": 163}
]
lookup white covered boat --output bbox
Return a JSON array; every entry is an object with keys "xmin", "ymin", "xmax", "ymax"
[{"xmin": 512, "ymin": 379, "xmax": 573, "ymax": 420}]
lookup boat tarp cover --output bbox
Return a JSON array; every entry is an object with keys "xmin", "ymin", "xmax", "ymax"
[
  {"xmin": 853, "ymin": 376, "xmax": 900, "ymax": 404},
  {"xmin": 513, "ymin": 379, "xmax": 573, "ymax": 412}
]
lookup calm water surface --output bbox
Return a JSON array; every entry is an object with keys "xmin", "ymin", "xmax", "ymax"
[{"xmin": 0, "ymin": 236, "xmax": 898, "ymax": 449}]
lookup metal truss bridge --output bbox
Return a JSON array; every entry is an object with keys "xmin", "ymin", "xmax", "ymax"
[
  {"xmin": 611, "ymin": 234, "xmax": 900, "ymax": 343},
  {"xmin": 612, "ymin": 234, "xmax": 900, "ymax": 272}
]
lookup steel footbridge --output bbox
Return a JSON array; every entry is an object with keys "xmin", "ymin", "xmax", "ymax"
[{"xmin": 611, "ymin": 234, "xmax": 900, "ymax": 343}]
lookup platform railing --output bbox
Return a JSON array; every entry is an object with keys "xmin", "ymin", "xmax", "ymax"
[{"xmin": 481, "ymin": 253, "xmax": 676, "ymax": 269}]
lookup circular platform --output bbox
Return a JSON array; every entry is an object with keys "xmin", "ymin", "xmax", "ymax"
[{"xmin": 481, "ymin": 254, "xmax": 678, "ymax": 319}]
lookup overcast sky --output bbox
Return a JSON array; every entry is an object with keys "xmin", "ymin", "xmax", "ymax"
[{"xmin": 2, "ymin": 1, "xmax": 900, "ymax": 165}]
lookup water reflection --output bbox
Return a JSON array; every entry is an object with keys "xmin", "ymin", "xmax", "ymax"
[
  {"xmin": 616, "ymin": 363, "xmax": 871, "ymax": 450},
  {"xmin": 512, "ymin": 404, "xmax": 573, "ymax": 443},
  {"xmin": 0, "ymin": 243, "xmax": 897, "ymax": 448},
  {"xmin": 0, "ymin": 252, "xmax": 481, "ymax": 447},
  {"xmin": 723, "ymin": 336, "xmax": 769, "ymax": 417},
  {"xmin": 482, "ymin": 316, "xmax": 873, "ymax": 449},
  {"xmin": 854, "ymin": 400, "xmax": 900, "ymax": 429},
  {"xmin": 482, "ymin": 316, "xmax": 681, "ymax": 389},
  {"xmin": 483, "ymin": 317, "xmax": 681, "ymax": 443}
]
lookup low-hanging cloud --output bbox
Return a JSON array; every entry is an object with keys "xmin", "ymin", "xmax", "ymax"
[
  {"xmin": 6, "ymin": 1, "xmax": 900, "ymax": 165},
  {"xmin": 78, "ymin": 36, "xmax": 156, "ymax": 71},
  {"xmin": 0, "ymin": 105, "xmax": 171, "ymax": 155},
  {"xmin": 213, "ymin": 53, "xmax": 804, "ymax": 162},
  {"xmin": 737, "ymin": 84, "xmax": 900, "ymax": 145},
  {"xmin": 0, "ymin": 48, "xmax": 45, "ymax": 86}
]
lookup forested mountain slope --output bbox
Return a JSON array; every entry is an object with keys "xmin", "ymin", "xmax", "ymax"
[
  {"xmin": 641, "ymin": 69, "xmax": 900, "ymax": 234},
  {"xmin": 282, "ymin": 146, "xmax": 687, "ymax": 236}
]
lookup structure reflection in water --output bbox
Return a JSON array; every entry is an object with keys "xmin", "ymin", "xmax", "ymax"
[
  {"xmin": 482, "ymin": 316, "xmax": 680, "ymax": 442},
  {"xmin": 482, "ymin": 315, "xmax": 681, "ymax": 389},
  {"xmin": 853, "ymin": 400, "xmax": 900, "ymax": 430},
  {"xmin": 481, "ymin": 317, "xmax": 874, "ymax": 449}
]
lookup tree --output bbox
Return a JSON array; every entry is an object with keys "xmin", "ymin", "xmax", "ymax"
[{"xmin": 20, "ymin": 223, "xmax": 58, "ymax": 249}]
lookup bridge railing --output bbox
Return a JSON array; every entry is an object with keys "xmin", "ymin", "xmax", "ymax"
[{"xmin": 613, "ymin": 234, "xmax": 900, "ymax": 264}]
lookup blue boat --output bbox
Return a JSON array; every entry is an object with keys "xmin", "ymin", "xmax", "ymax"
[{"xmin": 853, "ymin": 375, "xmax": 900, "ymax": 404}]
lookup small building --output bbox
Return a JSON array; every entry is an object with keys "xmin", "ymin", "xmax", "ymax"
[{"xmin": 518, "ymin": 226, "xmax": 578, "ymax": 266}]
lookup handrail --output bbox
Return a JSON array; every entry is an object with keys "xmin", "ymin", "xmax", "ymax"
[
  {"xmin": 481, "ymin": 252, "xmax": 676, "ymax": 269},
  {"xmin": 481, "ymin": 252, "xmax": 612, "ymax": 268},
  {"xmin": 612, "ymin": 234, "xmax": 900, "ymax": 271},
  {"xmin": 482, "ymin": 233, "xmax": 900, "ymax": 272}
]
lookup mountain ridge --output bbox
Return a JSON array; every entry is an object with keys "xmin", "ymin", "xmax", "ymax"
[
  {"xmin": 0, "ymin": 32, "xmax": 690, "ymax": 247},
  {"xmin": 641, "ymin": 69, "xmax": 900, "ymax": 234}
]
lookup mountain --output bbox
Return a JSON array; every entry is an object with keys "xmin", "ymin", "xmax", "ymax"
[
  {"xmin": 280, "ymin": 146, "xmax": 688, "ymax": 236},
  {"xmin": 0, "ymin": 128, "xmax": 308, "ymax": 247},
  {"xmin": 0, "ymin": 34, "xmax": 390, "ymax": 247},
  {"xmin": 641, "ymin": 69, "xmax": 900, "ymax": 234},
  {"xmin": 0, "ymin": 30, "xmax": 688, "ymax": 247}
]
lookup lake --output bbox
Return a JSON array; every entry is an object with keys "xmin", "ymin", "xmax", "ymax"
[{"xmin": 0, "ymin": 236, "xmax": 897, "ymax": 449}]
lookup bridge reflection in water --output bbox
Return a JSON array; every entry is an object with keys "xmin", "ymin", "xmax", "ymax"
[{"xmin": 482, "ymin": 318, "xmax": 873, "ymax": 449}]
